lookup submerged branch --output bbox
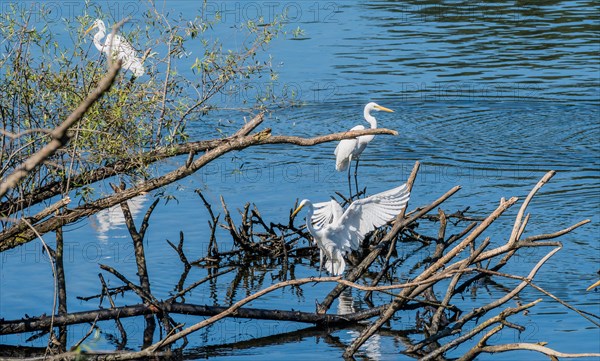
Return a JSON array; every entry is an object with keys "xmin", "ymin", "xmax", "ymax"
[{"xmin": 0, "ymin": 300, "xmax": 385, "ymax": 336}]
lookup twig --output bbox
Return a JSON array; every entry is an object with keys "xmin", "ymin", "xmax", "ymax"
[
  {"xmin": 99, "ymin": 264, "xmax": 153, "ymax": 305},
  {"xmin": 99, "ymin": 273, "xmax": 127, "ymax": 347},
  {"xmin": 364, "ymin": 161, "xmax": 421, "ymax": 300},
  {"xmin": 195, "ymin": 190, "xmax": 220, "ymax": 256},
  {"xmin": 473, "ymin": 267, "xmax": 600, "ymax": 327},
  {"xmin": 166, "ymin": 231, "xmax": 191, "ymax": 268},
  {"xmin": 429, "ymin": 238, "xmax": 490, "ymax": 335},
  {"xmin": 344, "ymin": 196, "xmax": 518, "ymax": 357},
  {"xmin": 521, "ymin": 219, "xmax": 591, "ymax": 242},
  {"xmin": 167, "ymin": 267, "xmax": 236, "ymax": 303},
  {"xmin": 508, "ymin": 170, "xmax": 555, "ymax": 246},
  {"xmin": 71, "ymin": 316, "xmax": 100, "ymax": 351},
  {"xmin": 472, "ymin": 343, "xmax": 600, "ymax": 359},
  {"xmin": 426, "ymin": 300, "xmax": 542, "ymax": 361}
]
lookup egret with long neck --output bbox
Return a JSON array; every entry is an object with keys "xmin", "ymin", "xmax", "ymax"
[
  {"xmin": 292, "ymin": 183, "xmax": 410, "ymax": 276},
  {"xmin": 85, "ymin": 19, "xmax": 145, "ymax": 77},
  {"xmin": 334, "ymin": 102, "xmax": 394, "ymax": 200}
]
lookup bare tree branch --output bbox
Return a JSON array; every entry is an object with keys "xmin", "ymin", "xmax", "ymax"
[{"xmin": 0, "ymin": 120, "xmax": 397, "ymax": 251}]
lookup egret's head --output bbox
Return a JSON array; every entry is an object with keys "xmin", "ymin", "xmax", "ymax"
[
  {"xmin": 85, "ymin": 19, "xmax": 106, "ymax": 35},
  {"xmin": 365, "ymin": 102, "xmax": 394, "ymax": 113},
  {"xmin": 291, "ymin": 199, "xmax": 310, "ymax": 218}
]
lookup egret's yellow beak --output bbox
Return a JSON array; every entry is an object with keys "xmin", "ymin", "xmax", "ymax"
[
  {"xmin": 291, "ymin": 204, "xmax": 304, "ymax": 218},
  {"xmin": 84, "ymin": 24, "xmax": 96, "ymax": 36},
  {"xmin": 587, "ymin": 280, "xmax": 600, "ymax": 291},
  {"xmin": 374, "ymin": 105, "xmax": 394, "ymax": 113}
]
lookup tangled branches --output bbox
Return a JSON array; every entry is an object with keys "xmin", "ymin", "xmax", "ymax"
[{"xmin": 1, "ymin": 165, "xmax": 597, "ymax": 360}]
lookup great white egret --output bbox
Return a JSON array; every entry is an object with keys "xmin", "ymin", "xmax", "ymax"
[
  {"xmin": 306, "ymin": 199, "xmax": 344, "ymax": 273},
  {"xmin": 335, "ymin": 102, "xmax": 394, "ymax": 200},
  {"xmin": 292, "ymin": 183, "xmax": 410, "ymax": 275},
  {"xmin": 85, "ymin": 19, "xmax": 145, "ymax": 77}
]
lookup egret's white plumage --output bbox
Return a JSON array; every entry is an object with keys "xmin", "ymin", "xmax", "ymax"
[
  {"xmin": 309, "ymin": 199, "xmax": 344, "ymax": 271},
  {"xmin": 85, "ymin": 19, "xmax": 145, "ymax": 77},
  {"xmin": 335, "ymin": 102, "xmax": 394, "ymax": 198},
  {"xmin": 292, "ymin": 183, "xmax": 410, "ymax": 275}
]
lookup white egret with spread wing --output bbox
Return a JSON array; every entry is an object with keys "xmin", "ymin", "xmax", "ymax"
[
  {"xmin": 292, "ymin": 183, "xmax": 410, "ymax": 275},
  {"xmin": 85, "ymin": 19, "xmax": 145, "ymax": 77},
  {"xmin": 335, "ymin": 102, "xmax": 394, "ymax": 200}
]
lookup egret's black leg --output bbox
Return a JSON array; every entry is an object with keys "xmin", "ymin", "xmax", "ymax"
[
  {"xmin": 318, "ymin": 250, "xmax": 323, "ymax": 277},
  {"xmin": 347, "ymin": 159, "xmax": 353, "ymax": 200},
  {"xmin": 354, "ymin": 157, "xmax": 360, "ymax": 198},
  {"xmin": 126, "ymin": 74, "xmax": 137, "ymax": 87}
]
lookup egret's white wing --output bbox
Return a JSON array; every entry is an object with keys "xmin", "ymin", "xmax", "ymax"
[
  {"xmin": 333, "ymin": 183, "xmax": 410, "ymax": 251},
  {"xmin": 311, "ymin": 200, "xmax": 344, "ymax": 229},
  {"xmin": 334, "ymin": 124, "xmax": 364, "ymax": 171},
  {"xmin": 108, "ymin": 34, "xmax": 137, "ymax": 57},
  {"xmin": 105, "ymin": 34, "xmax": 145, "ymax": 76},
  {"xmin": 123, "ymin": 56, "xmax": 145, "ymax": 76}
]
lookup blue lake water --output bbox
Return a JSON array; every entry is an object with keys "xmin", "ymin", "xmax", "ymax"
[{"xmin": 1, "ymin": 1, "xmax": 599, "ymax": 360}]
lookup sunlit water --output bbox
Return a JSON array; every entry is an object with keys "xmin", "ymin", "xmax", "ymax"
[{"xmin": 1, "ymin": 1, "xmax": 599, "ymax": 360}]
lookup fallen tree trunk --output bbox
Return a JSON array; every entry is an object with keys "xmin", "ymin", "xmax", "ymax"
[
  {"xmin": 0, "ymin": 168, "xmax": 596, "ymax": 361},
  {"xmin": 0, "ymin": 301, "xmax": 387, "ymax": 335}
]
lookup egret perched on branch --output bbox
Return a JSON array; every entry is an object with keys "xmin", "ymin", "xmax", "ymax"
[
  {"xmin": 85, "ymin": 19, "xmax": 145, "ymax": 77},
  {"xmin": 292, "ymin": 183, "xmax": 410, "ymax": 275},
  {"xmin": 335, "ymin": 102, "xmax": 394, "ymax": 200}
]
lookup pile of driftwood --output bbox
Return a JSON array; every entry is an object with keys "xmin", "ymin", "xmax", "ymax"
[
  {"xmin": 1, "ymin": 62, "xmax": 598, "ymax": 361},
  {"xmin": 1, "ymin": 162, "xmax": 598, "ymax": 360}
]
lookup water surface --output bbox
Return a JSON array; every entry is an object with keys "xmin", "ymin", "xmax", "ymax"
[{"xmin": 1, "ymin": 1, "xmax": 599, "ymax": 360}]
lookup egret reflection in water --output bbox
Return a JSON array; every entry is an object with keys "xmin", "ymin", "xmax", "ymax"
[
  {"xmin": 337, "ymin": 290, "xmax": 381, "ymax": 360},
  {"xmin": 91, "ymin": 194, "xmax": 148, "ymax": 242}
]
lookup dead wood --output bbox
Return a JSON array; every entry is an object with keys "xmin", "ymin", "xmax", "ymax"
[
  {"xmin": 54, "ymin": 226, "xmax": 67, "ymax": 352},
  {"xmin": 343, "ymin": 196, "xmax": 519, "ymax": 357},
  {"xmin": 1, "ymin": 101, "xmax": 596, "ymax": 361},
  {"xmin": 0, "ymin": 301, "xmax": 386, "ymax": 336},
  {"xmin": 461, "ymin": 342, "xmax": 600, "ymax": 360},
  {"xmin": 98, "ymin": 273, "xmax": 127, "ymax": 348},
  {"xmin": 0, "ymin": 118, "xmax": 397, "ymax": 252},
  {"xmin": 1, "ymin": 168, "xmax": 596, "ymax": 361},
  {"xmin": 113, "ymin": 186, "xmax": 159, "ymax": 345}
]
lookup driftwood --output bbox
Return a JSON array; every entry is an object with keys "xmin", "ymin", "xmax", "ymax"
[
  {"xmin": 0, "ymin": 300, "xmax": 386, "ymax": 335},
  {"xmin": 0, "ymin": 117, "xmax": 396, "ymax": 252},
  {"xmin": 1, "ymin": 165, "xmax": 597, "ymax": 360},
  {"xmin": 1, "ymin": 58, "xmax": 597, "ymax": 360}
]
